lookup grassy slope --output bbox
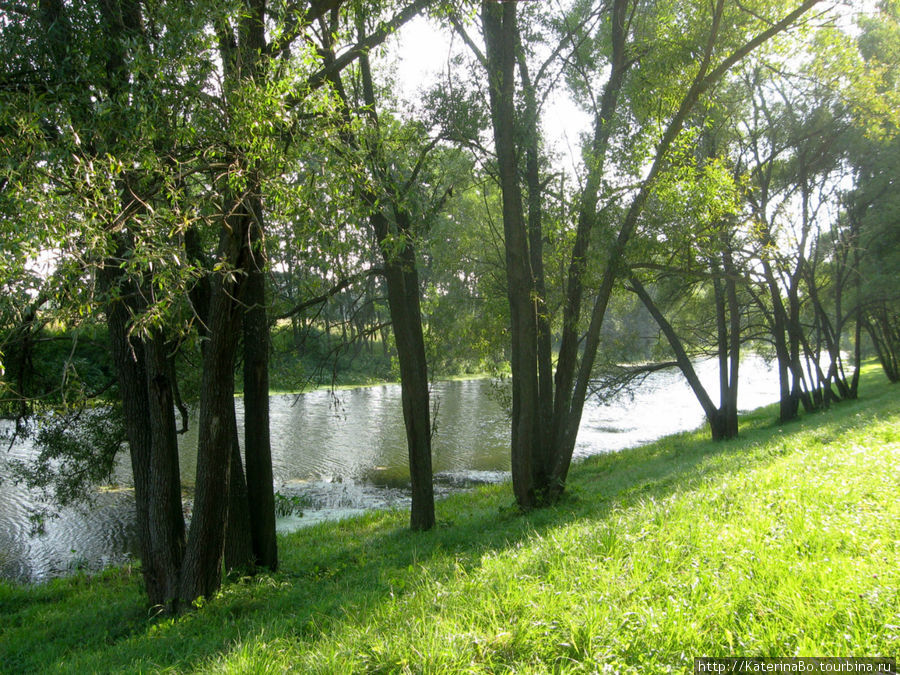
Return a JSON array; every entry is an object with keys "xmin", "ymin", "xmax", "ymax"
[{"xmin": 1, "ymin": 367, "xmax": 897, "ymax": 674}]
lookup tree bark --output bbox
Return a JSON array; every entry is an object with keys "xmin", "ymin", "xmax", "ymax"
[
  {"xmin": 517, "ymin": 45, "xmax": 554, "ymax": 492},
  {"xmin": 377, "ymin": 229, "xmax": 435, "ymax": 531},
  {"xmin": 179, "ymin": 242, "xmax": 246, "ymax": 605},
  {"xmin": 482, "ymin": 0, "xmax": 541, "ymax": 508},
  {"xmin": 723, "ymin": 245, "xmax": 742, "ymax": 438},
  {"xmin": 225, "ymin": 396, "xmax": 254, "ymax": 574},
  {"xmin": 103, "ymin": 273, "xmax": 158, "ymax": 603},
  {"xmin": 144, "ymin": 333, "xmax": 186, "ymax": 609},
  {"xmin": 243, "ymin": 198, "xmax": 278, "ymax": 569}
]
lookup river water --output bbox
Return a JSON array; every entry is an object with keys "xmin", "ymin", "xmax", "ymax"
[{"xmin": 0, "ymin": 357, "xmax": 778, "ymax": 583}]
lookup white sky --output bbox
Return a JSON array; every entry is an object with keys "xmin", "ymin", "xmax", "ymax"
[{"xmin": 389, "ymin": 14, "xmax": 592, "ymax": 175}]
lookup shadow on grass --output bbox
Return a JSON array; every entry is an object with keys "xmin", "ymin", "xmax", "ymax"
[{"xmin": 2, "ymin": 373, "xmax": 895, "ymax": 673}]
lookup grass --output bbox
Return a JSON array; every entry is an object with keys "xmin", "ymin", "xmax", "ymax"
[{"xmin": 1, "ymin": 366, "xmax": 897, "ymax": 673}]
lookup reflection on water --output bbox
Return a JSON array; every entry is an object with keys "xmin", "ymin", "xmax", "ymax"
[
  {"xmin": 0, "ymin": 437, "xmax": 138, "ymax": 582},
  {"xmin": 1, "ymin": 356, "xmax": 778, "ymax": 582}
]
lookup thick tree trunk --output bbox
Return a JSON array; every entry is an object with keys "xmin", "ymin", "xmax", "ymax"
[
  {"xmin": 103, "ymin": 234, "xmax": 185, "ymax": 609},
  {"xmin": 104, "ymin": 289, "xmax": 158, "ymax": 603},
  {"xmin": 187, "ymin": 223, "xmax": 257, "ymax": 575},
  {"xmin": 518, "ymin": 48, "xmax": 554, "ymax": 492},
  {"xmin": 179, "ymin": 266, "xmax": 244, "ymax": 605},
  {"xmin": 225, "ymin": 396, "xmax": 254, "ymax": 574},
  {"xmin": 144, "ymin": 333, "xmax": 186, "ymax": 609},
  {"xmin": 243, "ymin": 195, "xmax": 278, "ymax": 569},
  {"xmin": 482, "ymin": 0, "xmax": 541, "ymax": 509}
]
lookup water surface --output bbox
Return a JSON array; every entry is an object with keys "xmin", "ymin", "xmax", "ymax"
[{"xmin": 0, "ymin": 357, "xmax": 778, "ymax": 582}]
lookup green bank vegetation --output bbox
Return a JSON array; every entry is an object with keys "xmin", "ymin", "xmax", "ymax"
[{"xmin": 1, "ymin": 366, "xmax": 896, "ymax": 674}]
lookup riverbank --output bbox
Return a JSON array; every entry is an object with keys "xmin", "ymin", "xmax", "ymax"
[{"xmin": 1, "ymin": 368, "xmax": 897, "ymax": 673}]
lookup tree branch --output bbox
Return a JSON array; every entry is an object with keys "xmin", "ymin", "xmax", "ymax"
[
  {"xmin": 271, "ymin": 269, "xmax": 381, "ymax": 323},
  {"xmin": 299, "ymin": 0, "xmax": 435, "ymax": 95}
]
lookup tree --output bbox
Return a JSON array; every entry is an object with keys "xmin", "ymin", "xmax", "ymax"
[
  {"xmin": 0, "ymin": 0, "xmax": 436, "ymax": 609},
  {"xmin": 845, "ymin": 0, "xmax": 900, "ymax": 382},
  {"xmin": 312, "ymin": 1, "xmax": 466, "ymax": 531},
  {"xmin": 472, "ymin": 0, "xmax": 824, "ymax": 508},
  {"xmin": 623, "ymin": 122, "xmax": 748, "ymax": 440}
]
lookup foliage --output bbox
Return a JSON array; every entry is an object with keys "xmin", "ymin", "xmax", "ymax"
[
  {"xmin": 268, "ymin": 322, "xmax": 395, "ymax": 391},
  {"xmin": 272, "ymin": 491, "xmax": 313, "ymax": 518},
  {"xmin": 0, "ymin": 325, "xmax": 115, "ymax": 417}
]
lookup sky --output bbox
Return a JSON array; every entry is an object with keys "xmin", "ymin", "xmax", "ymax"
[{"xmin": 387, "ymin": 13, "xmax": 593, "ymax": 175}]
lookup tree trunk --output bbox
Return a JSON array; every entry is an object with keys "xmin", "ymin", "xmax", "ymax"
[
  {"xmin": 104, "ymin": 281, "xmax": 158, "ymax": 603},
  {"xmin": 518, "ymin": 47, "xmax": 554, "ymax": 493},
  {"xmin": 346, "ymin": 27, "xmax": 435, "ymax": 530},
  {"xmin": 482, "ymin": 0, "xmax": 541, "ymax": 509},
  {"xmin": 225, "ymin": 396, "xmax": 254, "ymax": 574},
  {"xmin": 243, "ymin": 194, "xmax": 278, "ymax": 570},
  {"xmin": 713, "ymin": 261, "xmax": 732, "ymax": 430},
  {"xmin": 380, "ymin": 245, "xmax": 435, "ymax": 531},
  {"xmin": 761, "ymin": 259, "xmax": 798, "ymax": 423},
  {"xmin": 144, "ymin": 333, "xmax": 186, "ymax": 609},
  {"xmin": 103, "ymin": 228, "xmax": 186, "ymax": 609},
  {"xmin": 724, "ymin": 245, "xmax": 741, "ymax": 438},
  {"xmin": 179, "ymin": 263, "xmax": 244, "ymax": 605},
  {"xmin": 629, "ymin": 275, "xmax": 731, "ymax": 440}
]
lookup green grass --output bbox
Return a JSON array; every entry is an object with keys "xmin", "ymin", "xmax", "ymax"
[{"xmin": 1, "ymin": 367, "xmax": 897, "ymax": 673}]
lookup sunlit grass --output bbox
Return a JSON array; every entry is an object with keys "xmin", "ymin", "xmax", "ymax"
[{"xmin": 1, "ymin": 367, "xmax": 897, "ymax": 673}]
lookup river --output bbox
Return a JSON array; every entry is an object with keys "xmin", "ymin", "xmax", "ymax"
[{"xmin": 0, "ymin": 357, "xmax": 778, "ymax": 583}]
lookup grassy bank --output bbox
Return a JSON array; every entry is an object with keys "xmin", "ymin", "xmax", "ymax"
[{"xmin": 1, "ymin": 368, "xmax": 897, "ymax": 673}]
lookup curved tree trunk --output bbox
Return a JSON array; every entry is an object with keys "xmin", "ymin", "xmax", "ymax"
[{"xmin": 629, "ymin": 275, "xmax": 734, "ymax": 441}]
